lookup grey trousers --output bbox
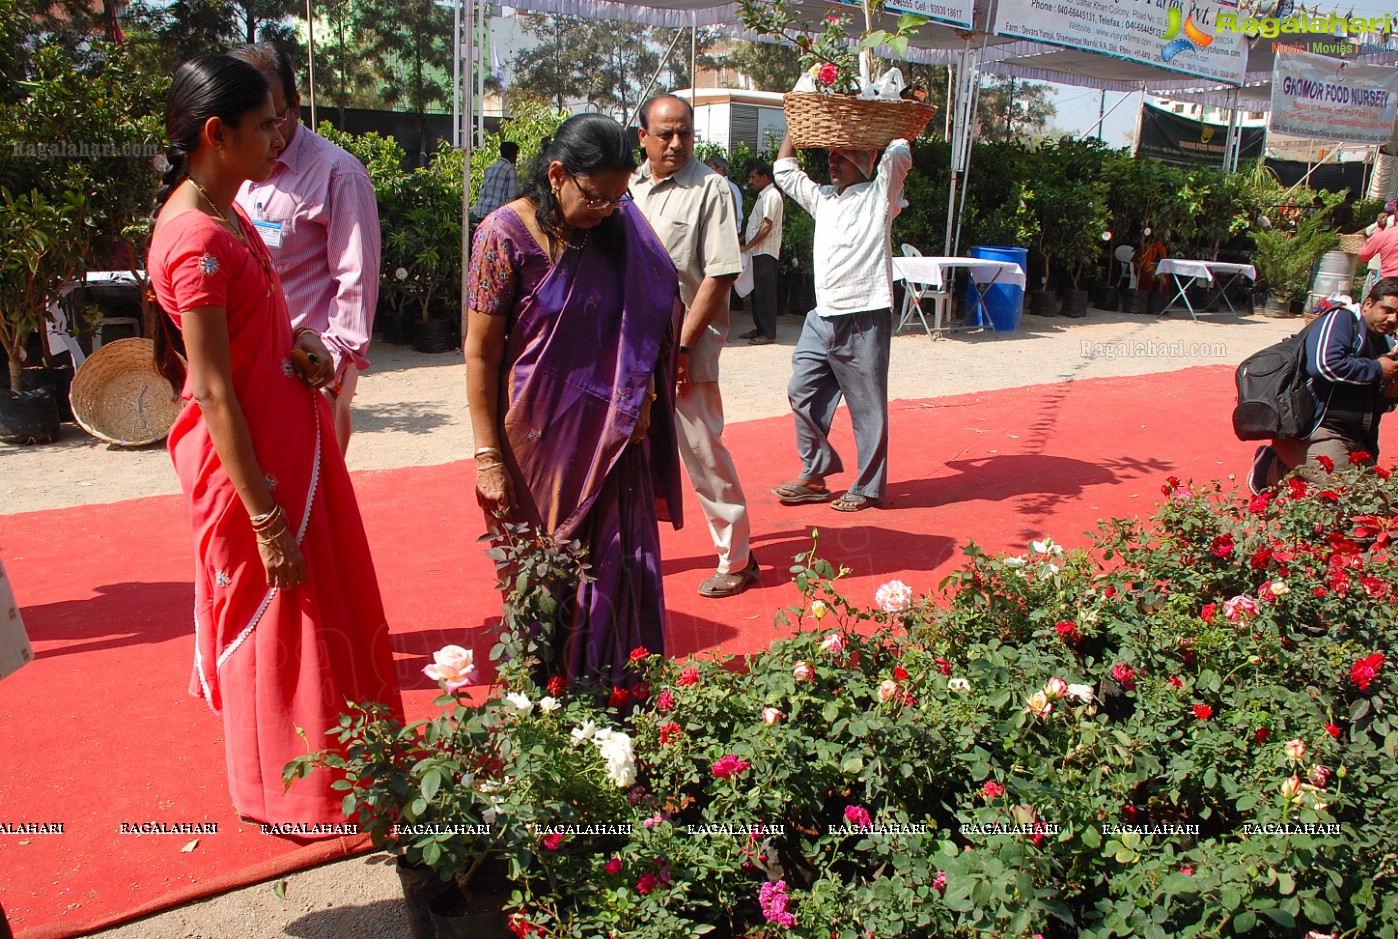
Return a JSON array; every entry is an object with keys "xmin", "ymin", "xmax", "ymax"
[{"xmin": 787, "ymin": 308, "xmax": 892, "ymax": 500}]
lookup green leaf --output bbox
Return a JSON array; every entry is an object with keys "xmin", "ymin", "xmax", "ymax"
[
  {"xmin": 897, "ymin": 12, "xmax": 927, "ymax": 29},
  {"xmin": 1302, "ymin": 897, "xmax": 1335, "ymax": 924},
  {"xmin": 888, "ymin": 35, "xmax": 911, "ymax": 58},
  {"xmin": 421, "ymin": 768, "xmax": 442, "ymax": 802},
  {"xmin": 841, "ymin": 754, "xmax": 865, "ymax": 774},
  {"xmin": 273, "ymin": 879, "xmax": 287, "ymax": 900},
  {"xmin": 1234, "ymin": 911, "xmax": 1256, "ymax": 932},
  {"xmin": 1082, "ymin": 824, "xmax": 1102, "ymax": 848}
]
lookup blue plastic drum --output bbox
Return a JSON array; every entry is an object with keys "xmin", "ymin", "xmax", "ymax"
[{"xmin": 964, "ymin": 246, "xmax": 1028, "ymax": 332}]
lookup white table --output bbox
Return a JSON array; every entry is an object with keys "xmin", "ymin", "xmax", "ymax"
[
  {"xmin": 891, "ymin": 256, "xmax": 1027, "ymax": 339},
  {"xmin": 1155, "ymin": 259, "xmax": 1256, "ymax": 321}
]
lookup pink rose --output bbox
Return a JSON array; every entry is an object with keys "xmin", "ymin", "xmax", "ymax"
[
  {"xmin": 1222, "ymin": 595, "xmax": 1259, "ymax": 622},
  {"xmin": 981, "ymin": 780, "xmax": 1005, "ymax": 799},
  {"xmin": 878, "ymin": 679, "xmax": 899, "ymax": 702},
  {"xmin": 1284, "ymin": 738, "xmax": 1307, "ymax": 761},
  {"xmin": 1110, "ymin": 663, "xmax": 1136, "ymax": 692},
  {"xmin": 762, "ymin": 707, "xmax": 782, "ymax": 726},
  {"xmin": 1043, "ymin": 677, "xmax": 1068, "ymax": 701},
  {"xmin": 874, "ymin": 579, "xmax": 913, "ymax": 613},
  {"xmin": 711, "ymin": 754, "xmax": 751, "ymax": 779},
  {"xmin": 422, "ymin": 644, "xmax": 477, "ymax": 693},
  {"xmin": 932, "ymin": 870, "xmax": 947, "ymax": 895},
  {"xmin": 1309, "ymin": 764, "xmax": 1332, "ymax": 787},
  {"xmin": 1026, "ymin": 690, "xmax": 1053, "ymax": 718},
  {"xmin": 817, "ymin": 62, "xmax": 840, "ymax": 86},
  {"xmin": 793, "ymin": 661, "xmax": 814, "ymax": 682},
  {"xmin": 844, "ymin": 804, "xmax": 873, "ymax": 830},
  {"xmin": 821, "ymin": 631, "xmax": 846, "ymax": 654},
  {"xmin": 656, "ymin": 689, "xmax": 676, "ymax": 713},
  {"xmin": 604, "ymin": 857, "xmax": 622, "ymax": 874}
]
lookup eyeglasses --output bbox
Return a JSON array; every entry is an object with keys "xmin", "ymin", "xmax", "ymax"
[
  {"xmin": 568, "ymin": 172, "xmax": 631, "ymax": 210},
  {"xmin": 274, "ymin": 103, "xmax": 298, "ymax": 129}
]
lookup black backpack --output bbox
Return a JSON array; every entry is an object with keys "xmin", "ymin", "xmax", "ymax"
[{"xmin": 1232, "ymin": 316, "xmax": 1326, "ymax": 441}]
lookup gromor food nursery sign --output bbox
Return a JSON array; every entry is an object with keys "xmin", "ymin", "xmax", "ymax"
[
  {"xmin": 1269, "ymin": 51, "xmax": 1398, "ymax": 145},
  {"xmin": 992, "ymin": 0, "xmax": 1247, "ymax": 84}
]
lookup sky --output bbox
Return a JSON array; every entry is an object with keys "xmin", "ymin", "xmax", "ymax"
[{"xmin": 1040, "ymin": 0, "xmax": 1398, "ymax": 148}]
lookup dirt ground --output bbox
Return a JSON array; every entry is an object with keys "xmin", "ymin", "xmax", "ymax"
[{"xmin": 3, "ymin": 305, "xmax": 1296, "ymax": 938}]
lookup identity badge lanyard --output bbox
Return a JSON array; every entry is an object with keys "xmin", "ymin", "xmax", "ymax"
[{"xmin": 251, "ymin": 201, "xmax": 284, "ymax": 249}]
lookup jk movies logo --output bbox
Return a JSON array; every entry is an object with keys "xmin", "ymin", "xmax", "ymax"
[{"xmin": 1161, "ymin": 7, "xmax": 1214, "ymax": 62}]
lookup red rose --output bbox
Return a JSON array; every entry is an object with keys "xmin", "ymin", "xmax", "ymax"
[
  {"xmin": 1352, "ymin": 652, "xmax": 1385, "ymax": 690},
  {"xmin": 1250, "ymin": 547, "xmax": 1273, "ymax": 569},
  {"xmin": 1111, "ymin": 663, "xmax": 1136, "ymax": 692},
  {"xmin": 541, "ymin": 833, "xmax": 564, "ymax": 850},
  {"xmin": 1255, "ymin": 727, "xmax": 1271, "ymax": 743},
  {"xmin": 1103, "ymin": 585, "xmax": 1117, "ymax": 598},
  {"xmin": 676, "ymin": 667, "xmax": 700, "ymax": 687},
  {"xmin": 1168, "ymin": 676, "xmax": 1184, "ymax": 689},
  {"xmin": 817, "ymin": 62, "xmax": 839, "ymax": 85},
  {"xmin": 1350, "ymin": 450, "xmax": 1373, "ymax": 465},
  {"xmin": 1324, "ymin": 723, "xmax": 1341, "ymax": 739},
  {"xmin": 1200, "ymin": 603, "xmax": 1216, "ymax": 621},
  {"xmin": 1316, "ymin": 455, "xmax": 1335, "ymax": 473},
  {"xmin": 1286, "ymin": 477, "xmax": 1309, "ymax": 499},
  {"xmin": 1248, "ymin": 493, "xmax": 1272, "ymax": 514},
  {"xmin": 656, "ymin": 689, "xmax": 676, "ymax": 713},
  {"xmin": 636, "ymin": 871, "xmax": 659, "ymax": 895},
  {"xmin": 604, "ymin": 857, "xmax": 623, "ymax": 874},
  {"xmin": 630, "ymin": 646, "xmax": 650, "ymax": 661},
  {"xmin": 1211, "ymin": 533, "xmax": 1235, "ymax": 558},
  {"xmin": 659, "ymin": 722, "xmax": 682, "ymax": 745},
  {"xmin": 936, "ymin": 657, "xmax": 952, "ymax": 676},
  {"xmin": 711, "ymin": 754, "xmax": 751, "ymax": 778},
  {"xmin": 1162, "ymin": 476, "xmax": 1181, "ymax": 494},
  {"xmin": 547, "ymin": 675, "xmax": 566, "ymax": 696},
  {"xmin": 981, "ymin": 780, "xmax": 1005, "ymax": 799},
  {"xmin": 609, "ymin": 686, "xmax": 631, "ymax": 707},
  {"xmin": 1377, "ymin": 465, "xmax": 1392, "ymax": 479},
  {"xmin": 893, "ymin": 665, "xmax": 909, "ymax": 682},
  {"xmin": 1192, "ymin": 704, "xmax": 1213, "ymax": 721},
  {"xmin": 1055, "ymin": 621, "xmax": 1079, "ymax": 642}
]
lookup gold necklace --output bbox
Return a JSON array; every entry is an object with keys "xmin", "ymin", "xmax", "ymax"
[{"xmin": 188, "ymin": 177, "xmax": 274, "ymax": 297}]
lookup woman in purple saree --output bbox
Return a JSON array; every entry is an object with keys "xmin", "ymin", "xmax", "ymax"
[{"xmin": 465, "ymin": 114, "xmax": 683, "ymax": 685}]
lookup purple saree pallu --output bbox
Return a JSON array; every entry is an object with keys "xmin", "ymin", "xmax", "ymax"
[{"xmin": 498, "ymin": 202, "xmax": 683, "ymax": 683}]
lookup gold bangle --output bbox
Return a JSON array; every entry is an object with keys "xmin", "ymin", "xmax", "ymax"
[
  {"xmin": 256, "ymin": 525, "xmax": 289, "ymax": 545},
  {"xmin": 474, "ymin": 446, "xmax": 503, "ymax": 460},
  {"xmin": 476, "ymin": 460, "xmax": 505, "ymax": 471},
  {"xmin": 294, "ymin": 327, "xmax": 318, "ymax": 341}
]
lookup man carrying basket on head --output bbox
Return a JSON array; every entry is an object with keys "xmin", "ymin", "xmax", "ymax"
[{"xmin": 769, "ymin": 132, "xmax": 911, "ymax": 512}]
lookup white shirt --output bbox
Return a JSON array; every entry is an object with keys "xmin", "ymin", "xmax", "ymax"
[
  {"xmin": 725, "ymin": 179, "xmax": 744, "ymax": 231},
  {"xmin": 744, "ymin": 183, "xmax": 783, "ymax": 259},
  {"xmin": 774, "ymin": 140, "xmax": 911, "ymax": 317}
]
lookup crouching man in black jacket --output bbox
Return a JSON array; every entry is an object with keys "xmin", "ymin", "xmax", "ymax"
[{"xmin": 1251, "ymin": 277, "xmax": 1398, "ymax": 491}]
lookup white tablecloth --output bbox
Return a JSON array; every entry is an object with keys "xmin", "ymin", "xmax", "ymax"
[
  {"xmin": 892, "ymin": 256, "xmax": 1027, "ymax": 291},
  {"xmin": 1156, "ymin": 259, "xmax": 1257, "ymax": 283}
]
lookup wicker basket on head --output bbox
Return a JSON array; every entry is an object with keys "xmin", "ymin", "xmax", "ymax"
[
  {"xmin": 69, "ymin": 338, "xmax": 182, "ymax": 446},
  {"xmin": 783, "ymin": 92, "xmax": 936, "ymax": 150},
  {"xmin": 1338, "ymin": 232, "xmax": 1369, "ymax": 255}
]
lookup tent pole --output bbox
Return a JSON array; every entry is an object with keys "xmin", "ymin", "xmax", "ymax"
[
  {"xmin": 952, "ymin": 62, "xmax": 982, "ymax": 257},
  {"xmin": 1131, "ymin": 85, "xmax": 1144, "ymax": 157},
  {"xmin": 452, "ymin": 0, "xmax": 461, "ymax": 147},
  {"xmin": 304, "ymin": 0, "xmax": 317, "ymax": 127},
  {"xmin": 623, "ymin": 27, "xmax": 688, "ymax": 128},
  {"xmin": 1076, "ymin": 92, "xmax": 1132, "ymax": 142},
  {"xmin": 943, "ymin": 44, "xmax": 969, "ymax": 256},
  {"xmin": 460, "ymin": 0, "xmax": 474, "ymax": 342},
  {"xmin": 477, "ymin": 0, "xmax": 486, "ymax": 144},
  {"xmin": 691, "ymin": 26, "xmax": 697, "ymax": 101}
]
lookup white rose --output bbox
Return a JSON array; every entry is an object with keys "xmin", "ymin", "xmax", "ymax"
[
  {"xmin": 504, "ymin": 692, "xmax": 533, "ymax": 716},
  {"xmin": 1066, "ymin": 683, "xmax": 1094, "ymax": 703},
  {"xmin": 947, "ymin": 678, "xmax": 971, "ymax": 694},
  {"xmin": 538, "ymin": 696, "xmax": 561, "ymax": 713},
  {"xmin": 878, "ymin": 679, "xmax": 899, "ymax": 702},
  {"xmin": 570, "ymin": 720, "xmax": 597, "ymax": 744}
]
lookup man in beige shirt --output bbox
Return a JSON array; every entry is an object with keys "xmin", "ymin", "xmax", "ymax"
[{"xmin": 631, "ymin": 95, "xmax": 757, "ymax": 598}]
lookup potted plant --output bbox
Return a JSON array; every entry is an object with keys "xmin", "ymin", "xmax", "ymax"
[{"xmin": 1251, "ymin": 210, "xmax": 1338, "ymax": 318}]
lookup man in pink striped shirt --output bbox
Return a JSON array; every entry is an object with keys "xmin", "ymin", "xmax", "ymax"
[{"xmin": 232, "ymin": 44, "xmax": 381, "ymax": 454}]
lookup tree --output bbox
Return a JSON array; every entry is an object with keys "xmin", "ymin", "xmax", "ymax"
[
  {"xmin": 312, "ymin": 0, "xmax": 381, "ymax": 128},
  {"xmin": 511, "ymin": 14, "xmax": 589, "ymax": 111},
  {"xmin": 976, "ymin": 75, "xmax": 1055, "ymax": 142},
  {"xmin": 354, "ymin": 0, "xmax": 454, "ymax": 136},
  {"xmin": 721, "ymin": 38, "xmax": 804, "ymax": 92}
]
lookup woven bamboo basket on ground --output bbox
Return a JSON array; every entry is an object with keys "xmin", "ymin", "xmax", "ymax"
[
  {"xmin": 69, "ymin": 338, "xmax": 182, "ymax": 446},
  {"xmin": 1338, "ymin": 232, "xmax": 1368, "ymax": 255},
  {"xmin": 783, "ymin": 92, "xmax": 936, "ymax": 150}
]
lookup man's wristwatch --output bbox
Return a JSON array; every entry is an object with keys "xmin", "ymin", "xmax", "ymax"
[{"xmin": 678, "ymin": 344, "xmax": 692, "ymax": 355}]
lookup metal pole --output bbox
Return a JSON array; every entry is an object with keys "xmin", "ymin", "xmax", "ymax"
[
  {"xmin": 463, "ymin": 0, "xmax": 475, "ymax": 147},
  {"xmin": 477, "ymin": 0, "xmax": 486, "ymax": 144},
  {"xmin": 1076, "ymin": 93, "xmax": 1134, "ymax": 142},
  {"xmin": 461, "ymin": 0, "xmax": 474, "ymax": 344},
  {"xmin": 452, "ymin": 0, "xmax": 461, "ymax": 147},
  {"xmin": 690, "ymin": 26, "xmax": 697, "ymax": 99},
  {"xmin": 304, "ymin": 0, "xmax": 317, "ymax": 127},
  {"xmin": 1098, "ymin": 90, "xmax": 1105, "ymax": 142}
]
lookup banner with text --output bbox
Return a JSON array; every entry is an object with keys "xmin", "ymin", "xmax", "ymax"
[
  {"xmin": 1268, "ymin": 52, "xmax": 1398, "ymax": 144},
  {"xmin": 991, "ymin": 0, "xmax": 1247, "ymax": 84},
  {"xmin": 1138, "ymin": 103, "xmax": 1266, "ymax": 166}
]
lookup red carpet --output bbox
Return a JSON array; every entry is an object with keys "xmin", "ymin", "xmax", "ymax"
[{"xmin": 2, "ymin": 366, "xmax": 1383, "ymax": 937}]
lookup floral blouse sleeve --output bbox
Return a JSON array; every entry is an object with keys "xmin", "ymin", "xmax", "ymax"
[{"xmin": 467, "ymin": 213, "xmax": 526, "ymax": 318}]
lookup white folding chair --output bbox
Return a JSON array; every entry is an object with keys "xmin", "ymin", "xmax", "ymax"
[
  {"xmin": 897, "ymin": 244, "xmax": 950, "ymax": 337},
  {"xmin": 1114, "ymin": 245, "xmax": 1138, "ymax": 290}
]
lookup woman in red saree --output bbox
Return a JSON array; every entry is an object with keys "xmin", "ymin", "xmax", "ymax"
[{"xmin": 146, "ymin": 55, "xmax": 402, "ymax": 829}]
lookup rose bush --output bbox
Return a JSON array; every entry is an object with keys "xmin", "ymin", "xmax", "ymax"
[{"xmin": 291, "ymin": 461, "xmax": 1398, "ymax": 938}]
